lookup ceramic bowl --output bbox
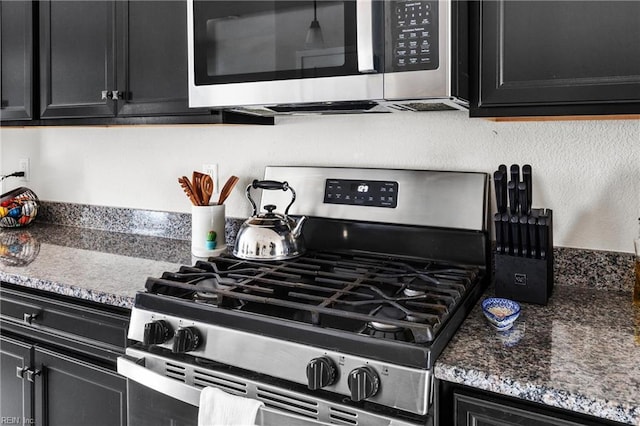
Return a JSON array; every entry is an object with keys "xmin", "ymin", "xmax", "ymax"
[{"xmin": 481, "ymin": 297, "xmax": 520, "ymax": 331}]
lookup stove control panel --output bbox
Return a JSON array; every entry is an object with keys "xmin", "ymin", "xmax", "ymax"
[
  {"xmin": 129, "ymin": 308, "xmax": 432, "ymax": 416},
  {"xmin": 172, "ymin": 326, "xmax": 201, "ymax": 353},
  {"xmin": 306, "ymin": 357, "xmax": 337, "ymax": 390},
  {"xmin": 143, "ymin": 320, "xmax": 173, "ymax": 345},
  {"xmin": 347, "ymin": 366, "xmax": 380, "ymax": 402},
  {"xmin": 324, "ymin": 179, "xmax": 398, "ymax": 208}
]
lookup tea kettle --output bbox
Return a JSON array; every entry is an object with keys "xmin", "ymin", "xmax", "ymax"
[{"xmin": 232, "ymin": 180, "xmax": 307, "ymax": 261}]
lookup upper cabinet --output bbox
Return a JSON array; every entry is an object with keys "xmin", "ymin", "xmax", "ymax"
[
  {"xmin": 0, "ymin": 0, "xmax": 34, "ymax": 121},
  {"xmin": 39, "ymin": 1, "xmax": 118, "ymax": 119},
  {"xmin": 39, "ymin": 0, "xmax": 209, "ymax": 120},
  {"xmin": 470, "ymin": 0, "xmax": 640, "ymax": 117}
]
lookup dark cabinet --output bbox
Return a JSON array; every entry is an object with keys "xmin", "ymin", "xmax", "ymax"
[
  {"xmin": 438, "ymin": 380, "xmax": 626, "ymax": 426},
  {"xmin": 34, "ymin": 347, "xmax": 126, "ymax": 426},
  {"xmin": 39, "ymin": 0, "xmax": 207, "ymax": 120},
  {"xmin": 39, "ymin": 0, "xmax": 118, "ymax": 119},
  {"xmin": 470, "ymin": 0, "xmax": 640, "ymax": 117},
  {"xmin": 0, "ymin": 0, "xmax": 34, "ymax": 121},
  {"xmin": 0, "ymin": 335, "xmax": 33, "ymax": 421},
  {"xmin": 0, "ymin": 283, "xmax": 129, "ymax": 425}
]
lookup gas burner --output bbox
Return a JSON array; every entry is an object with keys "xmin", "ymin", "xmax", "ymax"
[{"xmin": 361, "ymin": 306, "xmax": 414, "ymax": 342}]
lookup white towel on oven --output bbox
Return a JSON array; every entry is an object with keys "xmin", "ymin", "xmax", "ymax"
[{"xmin": 198, "ymin": 387, "xmax": 264, "ymax": 426}]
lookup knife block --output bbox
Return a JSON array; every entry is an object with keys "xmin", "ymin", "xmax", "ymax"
[{"xmin": 495, "ymin": 211, "xmax": 554, "ymax": 305}]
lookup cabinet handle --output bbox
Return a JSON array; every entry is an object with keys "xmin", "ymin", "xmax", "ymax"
[
  {"xmin": 101, "ymin": 90, "xmax": 123, "ymax": 100},
  {"xmin": 23, "ymin": 313, "xmax": 38, "ymax": 324},
  {"xmin": 16, "ymin": 366, "xmax": 28, "ymax": 379},
  {"xmin": 26, "ymin": 369, "xmax": 41, "ymax": 383}
]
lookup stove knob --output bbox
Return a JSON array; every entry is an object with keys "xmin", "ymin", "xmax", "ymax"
[
  {"xmin": 172, "ymin": 326, "xmax": 201, "ymax": 353},
  {"xmin": 143, "ymin": 320, "xmax": 173, "ymax": 345},
  {"xmin": 306, "ymin": 357, "xmax": 337, "ymax": 390},
  {"xmin": 347, "ymin": 366, "xmax": 380, "ymax": 402}
]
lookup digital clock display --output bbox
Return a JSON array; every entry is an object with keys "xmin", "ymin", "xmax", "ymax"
[{"xmin": 324, "ymin": 179, "xmax": 398, "ymax": 208}]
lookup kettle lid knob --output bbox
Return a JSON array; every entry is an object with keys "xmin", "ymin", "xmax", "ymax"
[{"xmin": 264, "ymin": 204, "xmax": 277, "ymax": 213}]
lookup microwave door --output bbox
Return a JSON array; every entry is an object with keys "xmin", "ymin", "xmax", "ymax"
[{"xmin": 187, "ymin": 0, "xmax": 384, "ymax": 108}]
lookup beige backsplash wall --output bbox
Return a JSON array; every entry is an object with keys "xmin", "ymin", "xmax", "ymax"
[{"xmin": 1, "ymin": 112, "xmax": 639, "ymax": 253}]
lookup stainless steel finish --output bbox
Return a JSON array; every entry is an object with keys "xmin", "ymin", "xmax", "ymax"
[
  {"xmin": 186, "ymin": 0, "xmax": 464, "ymax": 112},
  {"xmin": 119, "ymin": 348, "xmax": 422, "ymax": 426},
  {"xmin": 356, "ymin": 0, "xmax": 375, "ymax": 73},
  {"xmin": 383, "ymin": 0, "xmax": 452, "ymax": 100},
  {"xmin": 16, "ymin": 366, "xmax": 27, "ymax": 379},
  {"xmin": 25, "ymin": 368, "xmax": 40, "ymax": 382},
  {"xmin": 23, "ymin": 313, "xmax": 37, "ymax": 324},
  {"xmin": 233, "ymin": 182, "xmax": 308, "ymax": 260},
  {"xmin": 261, "ymin": 166, "xmax": 488, "ymax": 232},
  {"xmin": 128, "ymin": 308, "xmax": 433, "ymax": 416}
]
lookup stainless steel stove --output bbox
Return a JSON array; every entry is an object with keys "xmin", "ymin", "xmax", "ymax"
[{"xmin": 118, "ymin": 166, "xmax": 490, "ymax": 426}]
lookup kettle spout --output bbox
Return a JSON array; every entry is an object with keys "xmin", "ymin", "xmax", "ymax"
[{"xmin": 291, "ymin": 215, "xmax": 308, "ymax": 238}]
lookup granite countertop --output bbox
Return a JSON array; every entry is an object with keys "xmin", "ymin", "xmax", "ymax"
[
  {"xmin": 2, "ymin": 219, "xmax": 638, "ymax": 424},
  {"xmin": 435, "ymin": 285, "xmax": 640, "ymax": 425},
  {"xmin": 0, "ymin": 222, "xmax": 193, "ymax": 308}
]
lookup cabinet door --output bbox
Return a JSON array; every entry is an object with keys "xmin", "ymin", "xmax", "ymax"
[
  {"xmin": 117, "ymin": 0, "xmax": 207, "ymax": 117},
  {"xmin": 472, "ymin": 0, "xmax": 640, "ymax": 116},
  {"xmin": 0, "ymin": 0, "xmax": 33, "ymax": 121},
  {"xmin": 34, "ymin": 347, "xmax": 126, "ymax": 426},
  {"xmin": 0, "ymin": 335, "xmax": 33, "ymax": 421},
  {"xmin": 39, "ymin": 0, "xmax": 118, "ymax": 119}
]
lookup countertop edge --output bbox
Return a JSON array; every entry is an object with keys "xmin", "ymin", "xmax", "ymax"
[{"xmin": 0, "ymin": 271, "xmax": 135, "ymax": 309}]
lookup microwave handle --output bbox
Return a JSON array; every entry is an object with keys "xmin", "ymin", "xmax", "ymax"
[{"xmin": 356, "ymin": 0, "xmax": 376, "ymax": 73}]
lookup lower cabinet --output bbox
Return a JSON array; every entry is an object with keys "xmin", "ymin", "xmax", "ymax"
[
  {"xmin": 438, "ymin": 380, "xmax": 626, "ymax": 426},
  {"xmin": 0, "ymin": 283, "xmax": 129, "ymax": 425}
]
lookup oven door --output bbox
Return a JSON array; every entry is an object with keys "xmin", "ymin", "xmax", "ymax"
[
  {"xmin": 117, "ymin": 355, "xmax": 330, "ymax": 426},
  {"xmin": 187, "ymin": 0, "xmax": 384, "ymax": 108}
]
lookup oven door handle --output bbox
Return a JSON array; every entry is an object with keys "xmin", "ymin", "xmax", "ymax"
[
  {"xmin": 117, "ymin": 356, "xmax": 333, "ymax": 426},
  {"xmin": 117, "ymin": 355, "xmax": 200, "ymax": 406}
]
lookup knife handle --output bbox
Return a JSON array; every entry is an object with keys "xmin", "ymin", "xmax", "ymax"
[
  {"xmin": 519, "ymin": 215, "xmax": 529, "ymax": 257},
  {"xmin": 502, "ymin": 213, "xmax": 511, "ymax": 256},
  {"xmin": 510, "ymin": 215, "xmax": 520, "ymax": 256},
  {"xmin": 528, "ymin": 216, "xmax": 538, "ymax": 259},
  {"xmin": 494, "ymin": 171, "xmax": 507, "ymax": 214},
  {"xmin": 538, "ymin": 217, "xmax": 548, "ymax": 260},
  {"xmin": 499, "ymin": 164, "xmax": 507, "ymax": 175},
  {"xmin": 508, "ymin": 181, "xmax": 518, "ymax": 215},
  {"xmin": 518, "ymin": 182, "xmax": 529, "ymax": 216},
  {"xmin": 510, "ymin": 164, "xmax": 520, "ymax": 186},
  {"xmin": 522, "ymin": 164, "xmax": 532, "ymax": 208},
  {"xmin": 494, "ymin": 213, "xmax": 503, "ymax": 254}
]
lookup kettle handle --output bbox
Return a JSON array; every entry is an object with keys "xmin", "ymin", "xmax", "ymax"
[{"xmin": 246, "ymin": 180, "xmax": 297, "ymax": 216}]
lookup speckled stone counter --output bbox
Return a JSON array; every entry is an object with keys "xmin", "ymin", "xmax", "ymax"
[
  {"xmin": 0, "ymin": 223, "xmax": 193, "ymax": 308},
  {"xmin": 435, "ymin": 285, "xmax": 640, "ymax": 425}
]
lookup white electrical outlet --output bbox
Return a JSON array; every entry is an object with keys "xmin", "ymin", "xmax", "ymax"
[
  {"xmin": 19, "ymin": 158, "xmax": 30, "ymax": 182},
  {"xmin": 202, "ymin": 164, "xmax": 219, "ymax": 194}
]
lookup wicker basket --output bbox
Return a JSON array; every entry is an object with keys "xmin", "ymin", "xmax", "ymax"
[{"xmin": 0, "ymin": 187, "xmax": 39, "ymax": 228}]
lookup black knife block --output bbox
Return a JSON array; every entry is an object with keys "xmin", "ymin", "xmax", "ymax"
[{"xmin": 495, "ymin": 211, "xmax": 554, "ymax": 305}]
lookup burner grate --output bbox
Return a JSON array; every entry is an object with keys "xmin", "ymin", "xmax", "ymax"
[{"xmin": 145, "ymin": 251, "xmax": 481, "ymax": 343}]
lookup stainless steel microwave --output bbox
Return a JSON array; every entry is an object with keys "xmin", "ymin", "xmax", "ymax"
[{"xmin": 187, "ymin": 0, "xmax": 468, "ymax": 115}]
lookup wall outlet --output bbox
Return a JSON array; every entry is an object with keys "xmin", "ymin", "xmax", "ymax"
[
  {"xmin": 19, "ymin": 158, "xmax": 30, "ymax": 182},
  {"xmin": 202, "ymin": 164, "xmax": 219, "ymax": 194}
]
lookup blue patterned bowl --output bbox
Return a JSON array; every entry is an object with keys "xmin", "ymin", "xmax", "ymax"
[{"xmin": 481, "ymin": 297, "xmax": 520, "ymax": 331}]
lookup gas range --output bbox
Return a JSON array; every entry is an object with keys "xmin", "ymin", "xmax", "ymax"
[{"xmin": 119, "ymin": 166, "xmax": 490, "ymax": 426}]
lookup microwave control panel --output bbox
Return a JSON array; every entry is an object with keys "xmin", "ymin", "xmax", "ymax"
[
  {"xmin": 389, "ymin": 0, "xmax": 439, "ymax": 71},
  {"xmin": 323, "ymin": 179, "xmax": 398, "ymax": 208}
]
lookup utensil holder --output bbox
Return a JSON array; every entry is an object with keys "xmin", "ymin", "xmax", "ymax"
[
  {"xmin": 191, "ymin": 204, "xmax": 226, "ymax": 258},
  {"xmin": 495, "ymin": 209, "xmax": 553, "ymax": 305}
]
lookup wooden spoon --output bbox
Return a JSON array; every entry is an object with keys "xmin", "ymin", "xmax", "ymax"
[
  {"xmin": 200, "ymin": 174, "xmax": 214, "ymax": 205},
  {"xmin": 192, "ymin": 171, "xmax": 205, "ymax": 206},
  {"xmin": 178, "ymin": 176, "xmax": 199, "ymax": 206},
  {"xmin": 217, "ymin": 175, "xmax": 239, "ymax": 205}
]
